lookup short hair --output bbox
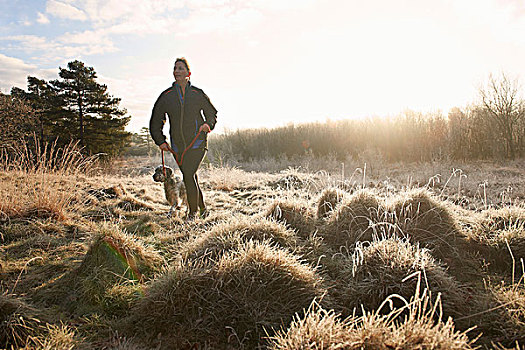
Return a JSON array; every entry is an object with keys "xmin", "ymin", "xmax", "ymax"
[{"xmin": 174, "ymin": 57, "xmax": 190, "ymax": 72}]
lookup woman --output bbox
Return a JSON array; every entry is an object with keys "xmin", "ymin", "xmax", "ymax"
[{"xmin": 150, "ymin": 57, "xmax": 217, "ymax": 220}]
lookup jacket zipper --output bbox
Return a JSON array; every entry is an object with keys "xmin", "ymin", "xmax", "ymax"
[{"xmin": 177, "ymin": 84, "xmax": 186, "ymax": 148}]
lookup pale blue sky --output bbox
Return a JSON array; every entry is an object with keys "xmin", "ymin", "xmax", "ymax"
[{"xmin": 1, "ymin": 0, "xmax": 525, "ymax": 133}]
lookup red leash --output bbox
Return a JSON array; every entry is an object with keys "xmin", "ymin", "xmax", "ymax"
[
  {"xmin": 161, "ymin": 130, "xmax": 203, "ymax": 174},
  {"xmin": 161, "ymin": 149, "xmax": 166, "ymax": 177}
]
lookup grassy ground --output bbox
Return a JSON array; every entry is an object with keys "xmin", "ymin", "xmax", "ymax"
[{"xmin": 1, "ymin": 151, "xmax": 524, "ymax": 349}]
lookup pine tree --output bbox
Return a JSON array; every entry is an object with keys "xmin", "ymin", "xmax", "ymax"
[
  {"xmin": 50, "ymin": 60, "xmax": 130, "ymax": 155},
  {"xmin": 11, "ymin": 77, "xmax": 71, "ymax": 145}
]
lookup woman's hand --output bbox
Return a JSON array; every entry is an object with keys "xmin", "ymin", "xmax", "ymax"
[
  {"xmin": 199, "ymin": 123, "xmax": 211, "ymax": 133},
  {"xmin": 159, "ymin": 142, "xmax": 170, "ymax": 151}
]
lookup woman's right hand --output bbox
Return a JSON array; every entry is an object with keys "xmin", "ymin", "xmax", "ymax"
[{"xmin": 159, "ymin": 142, "xmax": 170, "ymax": 151}]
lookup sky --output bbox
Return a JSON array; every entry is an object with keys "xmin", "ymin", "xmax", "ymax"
[{"xmin": 1, "ymin": 0, "xmax": 525, "ymax": 133}]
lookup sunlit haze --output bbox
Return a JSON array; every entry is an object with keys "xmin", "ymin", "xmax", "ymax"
[{"xmin": 1, "ymin": 0, "xmax": 525, "ymax": 133}]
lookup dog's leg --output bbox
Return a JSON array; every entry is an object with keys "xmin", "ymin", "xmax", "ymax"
[{"xmin": 167, "ymin": 204, "xmax": 176, "ymax": 218}]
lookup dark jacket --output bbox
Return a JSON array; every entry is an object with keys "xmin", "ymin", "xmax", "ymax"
[{"xmin": 150, "ymin": 81, "xmax": 217, "ymax": 153}]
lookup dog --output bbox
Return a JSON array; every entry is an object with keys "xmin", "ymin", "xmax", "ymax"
[{"xmin": 152, "ymin": 165, "xmax": 186, "ymax": 216}]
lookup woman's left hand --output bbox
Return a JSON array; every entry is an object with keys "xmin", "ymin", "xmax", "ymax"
[{"xmin": 199, "ymin": 123, "xmax": 211, "ymax": 133}]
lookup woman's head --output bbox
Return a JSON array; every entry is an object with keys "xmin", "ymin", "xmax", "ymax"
[{"xmin": 173, "ymin": 57, "xmax": 191, "ymax": 83}]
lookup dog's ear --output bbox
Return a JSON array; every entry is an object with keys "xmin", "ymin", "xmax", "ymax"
[
  {"xmin": 165, "ymin": 167, "xmax": 173, "ymax": 177},
  {"xmin": 154, "ymin": 165, "xmax": 164, "ymax": 174}
]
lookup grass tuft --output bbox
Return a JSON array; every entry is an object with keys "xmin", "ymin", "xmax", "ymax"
[
  {"xmin": 130, "ymin": 241, "xmax": 327, "ymax": 348},
  {"xmin": 180, "ymin": 216, "xmax": 297, "ymax": 263},
  {"xmin": 265, "ymin": 199, "xmax": 315, "ymax": 237},
  {"xmin": 0, "ymin": 293, "xmax": 46, "ymax": 348},
  {"xmin": 35, "ymin": 223, "xmax": 161, "ymax": 316},
  {"xmin": 471, "ymin": 206, "xmax": 525, "ymax": 274},
  {"xmin": 336, "ymin": 237, "xmax": 465, "ymax": 319},
  {"xmin": 321, "ymin": 189, "xmax": 381, "ymax": 248},
  {"xmin": 487, "ymin": 281, "xmax": 525, "ymax": 344},
  {"xmin": 270, "ymin": 292, "xmax": 476, "ymax": 350},
  {"xmin": 317, "ymin": 187, "xmax": 347, "ymax": 219},
  {"xmin": 390, "ymin": 189, "xmax": 463, "ymax": 252}
]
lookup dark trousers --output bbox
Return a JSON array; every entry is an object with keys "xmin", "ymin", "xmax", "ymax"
[{"xmin": 176, "ymin": 148, "xmax": 206, "ymax": 215}]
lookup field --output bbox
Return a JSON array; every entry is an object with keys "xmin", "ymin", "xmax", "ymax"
[{"xmin": 1, "ymin": 149, "xmax": 525, "ymax": 349}]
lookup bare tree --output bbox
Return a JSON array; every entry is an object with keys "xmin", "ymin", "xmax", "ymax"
[{"xmin": 479, "ymin": 73, "xmax": 525, "ymax": 159}]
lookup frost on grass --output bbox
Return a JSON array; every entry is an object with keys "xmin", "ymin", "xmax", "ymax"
[
  {"xmin": 321, "ymin": 189, "xmax": 381, "ymax": 248},
  {"xmin": 270, "ymin": 293, "xmax": 476, "ymax": 350},
  {"xmin": 266, "ymin": 198, "xmax": 315, "ymax": 237},
  {"xmin": 35, "ymin": 223, "xmax": 161, "ymax": 316},
  {"xmin": 335, "ymin": 237, "xmax": 466, "ymax": 319},
  {"xmin": 179, "ymin": 216, "xmax": 297, "ymax": 263},
  {"xmin": 471, "ymin": 206, "xmax": 525, "ymax": 274},
  {"xmin": 390, "ymin": 189, "xmax": 464, "ymax": 250},
  {"xmin": 131, "ymin": 241, "xmax": 328, "ymax": 348},
  {"xmin": 317, "ymin": 187, "xmax": 347, "ymax": 219}
]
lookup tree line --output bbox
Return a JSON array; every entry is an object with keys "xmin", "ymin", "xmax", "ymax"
[
  {"xmin": 1, "ymin": 60, "xmax": 130, "ymax": 156},
  {"xmin": 208, "ymin": 73, "xmax": 525, "ymax": 163}
]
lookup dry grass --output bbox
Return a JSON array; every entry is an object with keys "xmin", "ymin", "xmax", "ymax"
[
  {"xmin": 31, "ymin": 223, "xmax": 162, "ymax": 317},
  {"xmin": 2, "ymin": 145, "xmax": 525, "ymax": 348},
  {"xmin": 26, "ymin": 323, "xmax": 82, "ymax": 350},
  {"xmin": 130, "ymin": 241, "xmax": 328, "ymax": 348},
  {"xmin": 0, "ymin": 172, "xmax": 81, "ymax": 222},
  {"xmin": 71, "ymin": 223, "xmax": 161, "ymax": 315},
  {"xmin": 468, "ymin": 206, "xmax": 525, "ymax": 275},
  {"xmin": 79, "ymin": 222, "xmax": 162, "ymax": 280},
  {"xmin": 483, "ymin": 280, "xmax": 525, "ymax": 345},
  {"xmin": 202, "ymin": 164, "xmax": 275, "ymax": 191},
  {"xmin": 0, "ymin": 293, "xmax": 46, "ymax": 349},
  {"xmin": 389, "ymin": 189, "xmax": 464, "ymax": 250},
  {"xmin": 179, "ymin": 216, "xmax": 297, "ymax": 264},
  {"xmin": 0, "ymin": 140, "xmax": 97, "ymax": 223},
  {"xmin": 317, "ymin": 187, "xmax": 347, "ymax": 219},
  {"xmin": 0, "ymin": 295, "xmax": 81, "ymax": 350},
  {"xmin": 270, "ymin": 292, "xmax": 476, "ymax": 350},
  {"xmin": 321, "ymin": 189, "xmax": 382, "ymax": 248},
  {"xmin": 265, "ymin": 198, "xmax": 316, "ymax": 237},
  {"xmin": 116, "ymin": 195, "xmax": 154, "ymax": 211},
  {"xmin": 334, "ymin": 237, "xmax": 466, "ymax": 319}
]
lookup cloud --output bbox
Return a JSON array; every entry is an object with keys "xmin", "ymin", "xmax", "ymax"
[
  {"xmin": 39, "ymin": 0, "xmax": 312, "ymax": 37},
  {"xmin": 46, "ymin": 0, "xmax": 87, "ymax": 21},
  {"xmin": 58, "ymin": 30, "xmax": 115, "ymax": 48},
  {"xmin": 1, "ymin": 32, "xmax": 118, "ymax": 61},
  {"xmin": 0, "ymin": 54, "xmax": 56, "ymax": 93},
  {"xmin": 2, "ymin": 35, "xmax": 53, "ymax": 52},
  {"xmin": 37, "ymin": 12, "xmax": 50, "ymax": 24}
]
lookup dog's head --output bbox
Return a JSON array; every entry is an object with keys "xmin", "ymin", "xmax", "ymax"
[{"xmin": 153, "ymin": 165, "xmax": 173, "ymax": 182}]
